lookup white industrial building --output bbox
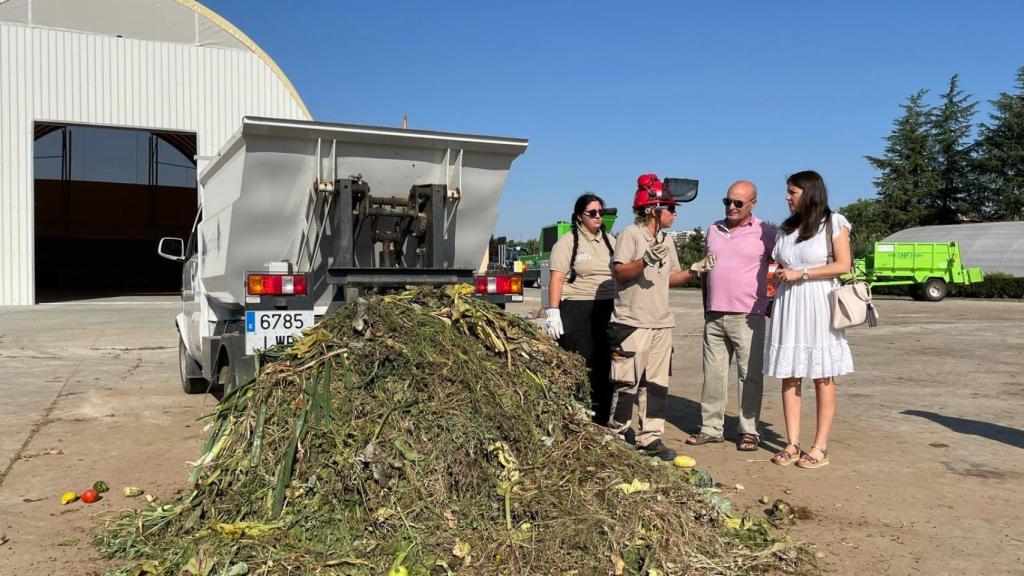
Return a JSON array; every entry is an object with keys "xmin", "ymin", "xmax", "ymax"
[{"xmin": 0, "ymin": 0, "xmax": 311, "ymax": 305}]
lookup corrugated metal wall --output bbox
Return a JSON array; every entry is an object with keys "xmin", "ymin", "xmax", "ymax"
[{"xmin": 0, "ymin": 21, "xmax": 308, "ymax": 305}]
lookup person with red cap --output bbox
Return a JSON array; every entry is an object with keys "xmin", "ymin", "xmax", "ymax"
[{"xmin": 606, "ymin": 174, "xmax": 716, "ymax": 460}]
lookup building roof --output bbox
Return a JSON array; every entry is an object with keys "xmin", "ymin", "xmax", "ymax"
[
  {"xmin": 0, "ymin": 0, "xmax": 310, "ymax": 120},
  {"xmin": 883, "ymin": 222, "xmax": 1024, "ymax": 277}
]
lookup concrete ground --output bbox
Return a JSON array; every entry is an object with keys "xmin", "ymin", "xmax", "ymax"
[
  {"xmin": 0, "ymin": 296, "xmax": 210, "ymax": 574},
  {"xmin": 0, "ymin": 290, "xmax": 1022, "ymax": 574}
]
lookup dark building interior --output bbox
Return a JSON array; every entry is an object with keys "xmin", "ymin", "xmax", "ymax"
[{"xmin": 33, "ymin": 123, "xmax": 198, "ymax": 301}]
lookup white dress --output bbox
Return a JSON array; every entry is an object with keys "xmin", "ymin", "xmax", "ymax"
[{"xmin": 764, "ymin": 213, "xmax": 854, "ymax": 379}]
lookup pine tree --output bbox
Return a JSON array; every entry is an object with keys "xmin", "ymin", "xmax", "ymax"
[
  {"xmin": 865, "ymin": 90, "xmax": 940, "ymax": 230},
  {"xmin": 931, "ymin": 75, "xmax": 978, "ymax": 223},
  {"xmin": 976, "ymin": 66, "xmax": 1024, "ymax": 221}
]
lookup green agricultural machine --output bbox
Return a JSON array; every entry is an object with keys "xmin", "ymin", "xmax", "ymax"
[{"xmin": 853, "ymin": 242, "xmax": 984, "ymax": 302}]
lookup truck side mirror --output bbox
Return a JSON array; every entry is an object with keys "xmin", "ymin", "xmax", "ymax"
[{"xmin": 158, "ymin": 237, "xmax": 185, "ymax": 262}]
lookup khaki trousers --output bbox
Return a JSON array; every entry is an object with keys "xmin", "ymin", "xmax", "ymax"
[
  {"xmin": 608, "ymin": 327, "xmax": 672, "ymax": 447},
  {"xmin": 699, "ymin": 312, "xmax": 765, "ymax": 438}
]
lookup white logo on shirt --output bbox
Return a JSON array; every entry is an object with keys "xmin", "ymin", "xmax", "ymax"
[{"xmin": 575, "ymin": 253, "xmax": 592, "ymax": 263}]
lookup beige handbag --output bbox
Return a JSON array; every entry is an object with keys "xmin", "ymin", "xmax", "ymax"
[
  {"xmin": 830, "ymin": 278, "xmax": 879, "ymax": 329},
  {"xmin": 822, "ymin": 214, "xmax": 879, "ymax": 330}
]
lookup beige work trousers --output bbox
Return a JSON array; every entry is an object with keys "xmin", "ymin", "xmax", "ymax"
[
  {"xmin": 608, "ymin": 326, "xmax": 672, "ymax": 448},
  {"xmin": 699, "ymin": 312, "xmax": 765, "ymax": 438}
]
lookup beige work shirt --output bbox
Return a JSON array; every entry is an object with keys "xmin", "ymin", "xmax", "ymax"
[
  {"xmin": 610, "ymin": 223, "xmax": 681, "ymax": 328},
  {"xmin": 550, "ymin": 227, "xmax": 616, "ymax": 301}
]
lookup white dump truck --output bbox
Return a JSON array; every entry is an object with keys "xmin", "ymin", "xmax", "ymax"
[{"xmin": 158, "ymin": 117, "xmax": 528, "ymax": 395}]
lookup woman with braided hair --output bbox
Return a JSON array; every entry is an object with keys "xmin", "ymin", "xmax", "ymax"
[{"xmin": 545, "ymin": 193, "xmax": 617, "ymax": 424}]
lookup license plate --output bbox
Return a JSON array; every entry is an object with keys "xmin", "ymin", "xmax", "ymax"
[{"xmin": 245, "ymin": 310, "xmax": 314, "ymax": 354}]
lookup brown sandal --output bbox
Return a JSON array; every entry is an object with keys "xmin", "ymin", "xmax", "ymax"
[
  {"xmin": 737, "ymin": 433, "xmax": 759, "ymax": 452},
  {"xmin": 686, "ymin": 432, "xmax": 725, "ymax": 446},
  {"xmin": 771, "ymin": 444, "xmax": 800, "ymax": 466},
  {"xmin": 796, "ymin": 445, "xmax": 830, "ymax": 469}
]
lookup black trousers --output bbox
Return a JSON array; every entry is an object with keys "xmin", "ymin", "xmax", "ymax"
[{"xmin": 558, "ymin": 298, "xmax": 615, "ymax": 424}]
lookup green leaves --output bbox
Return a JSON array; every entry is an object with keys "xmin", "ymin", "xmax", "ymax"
[
  {"xmin": 865, "ymin": 89, "xmax": 939, "ymax": 231},
  {"xmin": 976, "ymin": 66, "xmax": 1024, "ymax": 221}
]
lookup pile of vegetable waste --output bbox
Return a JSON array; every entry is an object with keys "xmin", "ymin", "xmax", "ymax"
[{"xmin": 99, "ymin": 285, "xmax": 816, "ymax": 575}]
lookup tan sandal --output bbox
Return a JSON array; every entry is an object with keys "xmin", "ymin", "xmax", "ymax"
[
  {"xmin": 796, "ymin": 445, "xmax": 830, "ymax": 469},
  {"xmin": 771, "ymin": 444, "xmax": 800, "ymax": 466}
]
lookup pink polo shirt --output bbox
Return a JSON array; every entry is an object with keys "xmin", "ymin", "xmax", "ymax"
[{"xmin": 704, "ymin": 215, "xmax": 777, "ymax": 315}]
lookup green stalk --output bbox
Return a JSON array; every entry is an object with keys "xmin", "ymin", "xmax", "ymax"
[
  {"xmin": 504, "ymin": 489, "xmax": 512, "ymax": 531},
  {"xmin": 270, "ymin": 378, "xmax": 315, "ymax": 518},
  {"xmin": 249, "ymin": 404, "xmax": 267, "ymax": 468},
  {"xmin": 189, "ymin": 417, "xmax": 231, "ymax": 485}
]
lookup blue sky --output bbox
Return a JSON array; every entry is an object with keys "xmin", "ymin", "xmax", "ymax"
[{"xmin": 205, "ymin": 1, "xmax": 1024, "ymax": 239}]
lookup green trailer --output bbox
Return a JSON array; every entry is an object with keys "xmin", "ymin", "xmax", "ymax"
[{"xmin": 853, "ymin": 242, "xmax": 984, "ymax": 302}]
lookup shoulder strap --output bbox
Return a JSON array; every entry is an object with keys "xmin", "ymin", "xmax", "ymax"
[{"xmin": 825, "ymin": 213, "xmax": 834, "ymax": 264}]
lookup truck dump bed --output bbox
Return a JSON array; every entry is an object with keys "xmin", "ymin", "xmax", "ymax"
[{"xmin": 197, "ymin": 117, "xmax": 528, "ymax": 307}]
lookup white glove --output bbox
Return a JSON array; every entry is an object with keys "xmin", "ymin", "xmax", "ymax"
[
  {"xmin": 689, "ymin": 253, "xmax": 717, "ymax": 274},
  {"xmin": 643, "ymin": 242, "xmax": 670, "ymax": 267},
  {"xmin": 544, "ymin": 308, "xmax": 564, "ymax": 340}
]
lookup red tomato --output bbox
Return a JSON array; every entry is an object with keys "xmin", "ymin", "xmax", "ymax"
[{"xmin": 80, "ymin": 488, "xmax": 99, "ymax": 504}]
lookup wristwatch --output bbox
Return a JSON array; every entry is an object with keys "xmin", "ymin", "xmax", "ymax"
[{"xmin": 801, "ymin": 269, "xmax": 810, "ymax": 281}]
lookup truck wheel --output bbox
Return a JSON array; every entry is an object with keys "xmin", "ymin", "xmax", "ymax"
[
  {"xmin": 923, "ymin": 278, "xmax": 948, "ymax": 302},
  {"xmin": 909, "ymin": 285, "xmax": 925, "ymax": 301},
  {"xmin": 179, "ymin": 340, "xmax": 209, "ymax": 394}
]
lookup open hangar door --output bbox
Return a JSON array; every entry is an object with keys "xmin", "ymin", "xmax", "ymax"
[{"xmin": 33, "ymin": 123, "xmax": 198, "ymax": 301}]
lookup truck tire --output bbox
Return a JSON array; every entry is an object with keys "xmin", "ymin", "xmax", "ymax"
[
  {"xmin": 923, "ymin": 278, "xmax": 948, "ymax": 302},
  {"xmin": 179, "ymin": 339, "xmax": 210, "ymax": 395},
  {"xmin": 909, "ymin": 285, "xmax": 925, "ymax": 301}
]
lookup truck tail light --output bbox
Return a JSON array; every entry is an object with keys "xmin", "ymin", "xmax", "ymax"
[
  {"xmin": 474, "ymin": 274, "xmax": 522, "ymax": 295},
  {"xmin": 247, "ymin": 273, "xmax": 308, "ymax": 296}
]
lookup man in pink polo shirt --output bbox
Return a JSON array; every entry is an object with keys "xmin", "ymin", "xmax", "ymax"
[{"xmin": 686, "ymin": 180, "xmax": 777, "ymax": 451}]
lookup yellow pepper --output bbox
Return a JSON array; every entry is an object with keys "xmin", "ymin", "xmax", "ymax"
[
  {"xmin": 672, "ymin": 455, "xmax": 696, "ymax": 468},
  {"xmin": 60, "ymin": 491, "xmax": 78, "ymax": 505}
]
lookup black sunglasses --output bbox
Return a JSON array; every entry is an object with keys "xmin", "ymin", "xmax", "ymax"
[
  {"xmin": 581, "ymin": 209, "xmax": 606, "ymax": 218},
  {"xmin": 656, "ymin": 204, "xmax": 676, "ymax": 214},
  {"xmin": 722, "ymin": 197, "xmax": 753, "ymax": 209}
]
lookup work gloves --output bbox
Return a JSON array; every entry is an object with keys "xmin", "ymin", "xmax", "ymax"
[
  {"xmin": 643, "ymin": 242, "xmax": 671, "ymax": 267},
  {"xmin": 689, "ymin": 253, "xmax": 717, "ymax": 274},
  {"xmin": 544, "ymin": 308, "xmax": 564, "ymax": 340}
]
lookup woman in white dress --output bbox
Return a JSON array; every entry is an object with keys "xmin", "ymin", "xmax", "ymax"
[{"xmin": 764, "ymin": 170, "xmax": 853, "ymax": 469}]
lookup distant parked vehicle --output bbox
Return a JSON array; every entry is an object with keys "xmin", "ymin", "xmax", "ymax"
[{"xmin": 853, "ymin": 242, "xmax": 984, "ymax": 302}]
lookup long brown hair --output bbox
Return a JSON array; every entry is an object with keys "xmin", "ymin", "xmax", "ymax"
[{"xmin": 782, "ymin": 170, "xmax": 832, "ymax": 243}]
